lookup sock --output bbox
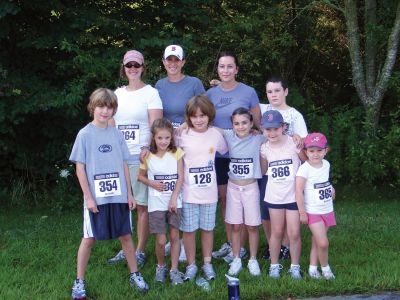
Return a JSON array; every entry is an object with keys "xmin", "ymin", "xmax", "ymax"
[
  {"xmin": 270, "ymin": 263, "xmax": 279, "ymax": 268},
  {"xmin": 309, "ymin": 265, "xmax": 318, "ymax": 272},
  {"xmin": 250, "ymin": 256, "xmax": 256, "ymax": 260},
  {"xmin": 290, "ymin": 264, "xmax": 300, "ymax": 269},
  {"xmin": 203, "ymin": 256, "xmax": 212, "ymax": 264},
  {"xmin": 321, "ymin": 265, "xmax": 331, "ymax": 273}
]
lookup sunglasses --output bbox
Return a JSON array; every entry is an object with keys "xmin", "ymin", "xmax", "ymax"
[{"xmin": 124, "ymin": 62, "xmax": 142, "ymax": 69}]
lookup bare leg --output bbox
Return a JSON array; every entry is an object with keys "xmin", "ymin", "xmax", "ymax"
[
  {"xmin": 155, "ymin": 234, "xmax": 166, "ymax": 267},
  {"xmin": 247, "ymin": 225, "xmax": 259, "ymax": 258},
  {"xmin": 170, "ymin": 227, "xmax": 180, "ymax": 269},
  {"xmin": 309, "ymin": 235, "xmax": 318, "ymax": 266},
  {"xmin": 240, "ymin": 226, "xmax": 248, "ymax": 249},
  {"xmin": 201, "ymin": 230, "xmax": 214, "ymax": 262},
  {"xmin": 119, "ymin": 234, "xmax": 138, "ymax": 273},
  {"xmin": 309, "ymin": 222, "xmax": 329, "ymax": 267},
  {"xmin": 136, "ymin": 204, "xmax": 149, "ymax": 253},
  {"xmin": 231, "ymin": 224, "xmax": 242, "ymax": 257},
  {"xmin": 286, "ymin": 210, "xmax": 301, "ymax": 265},
  {"xmin": 268, "ymin": 208, "xmax": 285, "ymax": 264},
  {"xmin": 183, "ymin": 231, "xmax": 196, "ymax": 265},
  {"xmin": 77, "ymin": 238, "xmax": 96, "ymax": 279},
  {"xmin": 219, "ymin": 184, "xmax": 231, "ymax": 243}
]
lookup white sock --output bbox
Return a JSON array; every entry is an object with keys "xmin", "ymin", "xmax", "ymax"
[
  {"xmin": 309, "ymin": 265, "xmax": 318, "ymax": 272},
  {"xmin": 270, "ymin": 263, "xmax": 279, "ymax": 268},
  {"xmin": 321, "ymin": 265, "xmax": 331, "ymax": 273},
  {"xmin": 290, "ymin": 264, "xmax": 300, "ymax": 269}
]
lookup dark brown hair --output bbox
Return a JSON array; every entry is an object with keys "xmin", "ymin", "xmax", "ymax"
[{"xmin": 149, "ymin": 118, "xmax": 177, "ymax": 154}]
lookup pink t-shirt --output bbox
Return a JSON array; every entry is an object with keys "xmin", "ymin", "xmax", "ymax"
[
  {"xmin": 176, "ymin": 127, "xmax": 228, "ymax": 204},
  {"xmin": 260, "ymin": 136, "xmax": 301, "ymax": 204}
]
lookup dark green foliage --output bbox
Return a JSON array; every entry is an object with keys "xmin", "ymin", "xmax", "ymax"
[{"xmin": 0, "ymin": 1, "xmax": 399, "ymax": 207}]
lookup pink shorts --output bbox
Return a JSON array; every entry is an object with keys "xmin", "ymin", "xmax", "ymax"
[
  {"xmin": 225, "ymin": 181, "xmax": 261, "ymax": 226},
  {"xmin": 307, "ymin": 211, "xmax": 336, "ymax": 227}
]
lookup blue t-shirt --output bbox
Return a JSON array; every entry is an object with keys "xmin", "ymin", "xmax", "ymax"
[
  {"xmin": 155, "ymin": 75, "xmax": 205, "ymax": 128},
  {"xmin": 69, "ymin": 123, "xmax": 130, "ymax": 206},
  {"xmin": 206, "ymin": 83, "xmax": 260, "ymax": 129},
  {"xmin": 223, "ymin": 130, "xmax": 265, "ymax": 180}
]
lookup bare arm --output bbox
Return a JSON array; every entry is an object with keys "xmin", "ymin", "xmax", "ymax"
[
  {"xmin": 295, "ymin": 176, "xmax": 308, "ymax": 224},
  {"xmin": 169, "ymin": 157, "xmax": 184, "ymax": 213},
  {"xmin": 298, "ymin": 148, "xmax": 308, "ymax": 162},
  {"xmin": 123, "ymin": 161, "xmax": 136, "ymax": 210},
  {"xmin": 137, "ymin": 167, "xmax": 165, "ymax": 192},
  {"xmin": 260, "ymin": 154, "xmax": 268, "ymax": 176},
  {"xmin": 250, "ymin": 105, "xmax": 262, "ymax": 129},
  {"xmin": 148, "ymin": 109, "xmax": 163, "ymax": 126},
  {"xmin": 75, "ymin": 162, "xmax": 99, "ymax": 213}
]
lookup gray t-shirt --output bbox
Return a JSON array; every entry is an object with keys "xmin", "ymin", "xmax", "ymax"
[
  {"xmin": 223, "ymin": 130, "xmax": 266, "ymax": 180},
  {"xmin": 69, "ymin": 123, "xmax": 130, "ymax": 206},
  {"xmin": 155, "ymin": 75, "xmax": 205, "ymax": 128}
]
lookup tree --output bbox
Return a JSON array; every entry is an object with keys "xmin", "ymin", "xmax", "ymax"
[{"xmin": 323, "ymin": 0, "xmax": 400, "ymax": 134}]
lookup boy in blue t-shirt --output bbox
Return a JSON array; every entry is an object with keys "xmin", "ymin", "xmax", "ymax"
[{"xmin": 69, "ymin": 88, "xmax": 149, "ymax": 299}]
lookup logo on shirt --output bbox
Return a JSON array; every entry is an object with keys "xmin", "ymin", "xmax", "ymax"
[
  {"xmin": 214, "ymin": 97, "xmax": 233, "ymax": 109},
  {"xmin": 98, "ymin": 144, "xmax": 112, "ymax": 153}
]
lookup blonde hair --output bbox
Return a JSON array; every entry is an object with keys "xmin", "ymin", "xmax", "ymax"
[
  {"xmin": 87, "ymin": 88, "xmax": 118, "ymax": 117},
  {"xmin": 185, "ymin": 95, "xmax": 215, "ymax": 128}
]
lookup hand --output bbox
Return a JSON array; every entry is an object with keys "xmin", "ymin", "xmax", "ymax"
[
  {"xmin": 169, "ymin": 198, "xmax": 177, "ymax": 213},
  {"xmin": 332, "ymin": 187, "xmax": 336, "ymax": 200},
  {"xmin": 292, "ymin": 134, "xmax": 304, "ymax": 149},
  {"xmin": 209, "ymin": 79, "xmax": 221, "ymax": 87},
  {"xmin": 151, "ymin": 180, "xmax": 165, "ymax": 192},
  {"xmin": 86, "ymin": 198, "xmax": 99, "ymax": 213},
  {"xmin": 299, "ymin": 212, "xmax": 308, "ymax": 225},
  {"xmin": 139, "ymin": 148, "xmax": 150, "ymax": 164},
  {"xmin": 174, "ymin": 122, "xmax": 188, "ymax": 137},
  {"xmin": 128, "ymin": 197, "xmax": 137, "ymax": 210}
]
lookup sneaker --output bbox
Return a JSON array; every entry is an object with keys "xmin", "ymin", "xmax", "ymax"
[
  {"xmin": 228, "ymin": 257, "xmax": 242, "ymax": 276},
  {"xmin": 289, "ymin": 265, "xmax": 302, "ymax": 280},
  {"xmin": 308, "ymin": 269, "xmax": 322, "ymax": 279},
  {"xmin": 247, "ymin": 258, "xmax": 261, "ymax": 276},
  {"xmin": 223, "ymin": 247, "xmax": 247, "ymax": 264},
  {"xmin": 71, "ymin": 279, "xmax": 86, "ymax": 299},
  {"xmin": 155, "ymin": 265, "xmax": 167, "ymax": 283},
  {"xmin": 212, "ymin": 242, "xmax": 231, "ymax": 259},
  {"xmin": 261, "ymin": 247, "xmax": 270, "ymax": 260},
  {"xmin": 107, "ymin": 250, "xmax": 125, "ymax": 264},
  {"xmin": 178, "ymin": 240, "xmax": 187, "ymax": 263},
  {"xmin": 269, "ymin": 264, "xmax": 283, "ymax": 278},
  {"xmin": 183, "ymin": 264, "xmax": 198, "ymax": 281},
  {"xmin": 129, "ymin": 272, "xmax": 149, "ymax": 292},
  {"xmin": 202, "ymin": 262, "xmax": 216, "ymax": 280},
  {"xmin": 136, "ymin": 251, "xmax": 146, "ymax": 268},
  {"xmin": 165, "ymin": 241, "xmax": 171, "ymax": 257},
  {"xmin": 279, "ymin": 245, "xmax": 290, "ymax": 260},
  {"xmin": 170, "ymin": 269, "xmax": 184, "ymax": 285},
  {"xmin": 322, "ymin": 269, "xmax": 335, "ymax": 280}
]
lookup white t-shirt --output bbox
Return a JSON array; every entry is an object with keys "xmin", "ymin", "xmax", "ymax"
[
  {"xmin": 261, "ymin": 104, "xmax": 308, "ymax": 138},
  {"xmin": 296, "ymin": 159, "xmax": 334, "ymax": 214},
  {"xmin": 114, "ymin": 85, "xmax": 163, "ymax": 161},
  {"xmin": 140, "ymin": 148, "xmax": 184, "ymax": 213}
]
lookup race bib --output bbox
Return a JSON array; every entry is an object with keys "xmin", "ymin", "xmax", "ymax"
[
  {"xmin": 118, "ymin": 124, "xmax": 140, "ymax": 147},
  {"xmin": 229, "ymin": 158, "xmax": 254, "ymax": 179},
  {"xmin": 189, "ymin": 166, "xmax": 214, "ymax": 188},
  {"xmin": 153, "ymin": 174, "xmax": 178, "ymax": 196},
  {"xmin": 268, "ymin": 159, "xmax": 294, "ymax": 182},
  {"xmin": 94, "ymin": 172, "xmax": 121, "ymax": 198},
  {"xmin": 171, "ymin": 122, "xmax": 181, "ymax": 129},
  {"xmin": 314, "ymin": 181, "xmax": 333, "ymax": 203}
]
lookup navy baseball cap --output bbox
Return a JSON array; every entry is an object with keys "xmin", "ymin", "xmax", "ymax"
[{"xmin": 262, "ymin": 110, "xmax": 284, "ymax": 128}]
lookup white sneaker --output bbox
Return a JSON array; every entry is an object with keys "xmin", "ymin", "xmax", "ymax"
[
  {"xmin": 223, "ymin": 247, "xmax": 247, "ymax": 264},
  {"xmin": 164, "ymin": 241, "xmax": 171, "ymax": 257},
  {"xmin": 228, "ymin": 257, "xmax": 242, "ymax": 276},
  {"xmin": 269, "ymin": 264, "xmax": 283, "ymax": 278},
  {"xmin": 288, "ymin": 265, "xmax": 302, "ymax": 280},
  {"xmin": 247, "ymin": 258, "xmax": 261, "ymax": 276},
  {"xmin": 308, "ymin": 269, "xmax": 322, "ymax": 279},
  {"xmin": 212, "ymin": 242, "xmax": 231, "ymax": 258},
  {"xmin": 178, "ymin": 239, "xmax": 187, "ymax": 262},
  {"xmin": 322, "ymin": 268, "xmax": 335, "ymax": 280}
]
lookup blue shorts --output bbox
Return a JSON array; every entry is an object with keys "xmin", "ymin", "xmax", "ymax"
[
  {"xmin": 258, "ymin": 175, "xmax": 270, "ymax": 220},
  {"xmin": 215, "ymin": 157, "xmax": 230, "ymax": 185},
  {"xmin": 83, "ymin": 203, "xmax": 132, "ymax": 240},
  {"xmin": 266, "ymin": 202, "xmax": 298, "ymax": 210}
]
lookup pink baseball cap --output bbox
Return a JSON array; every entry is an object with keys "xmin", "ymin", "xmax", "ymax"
[
  {"xmin": 304, "ymin": 133, "xmax": 328, "ymax": 149},
  {"xmin": 123, "ymin": 50, "xmax": 144, "ymax": 65}
]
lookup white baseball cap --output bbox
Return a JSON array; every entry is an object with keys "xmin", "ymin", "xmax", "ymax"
[{"xmin": 163, "ymin": 45, "xmax": 184, "ymax": 60}]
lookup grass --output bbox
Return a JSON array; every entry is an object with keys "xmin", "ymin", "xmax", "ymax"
[{"xmin": 0, "ymin": 186, "xmax": 399, "ymax": 299}]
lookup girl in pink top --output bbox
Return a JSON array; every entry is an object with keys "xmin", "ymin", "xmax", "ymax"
[{"xmin": 176, "ymin": 95, "xmax": 228, "ymax": 281}]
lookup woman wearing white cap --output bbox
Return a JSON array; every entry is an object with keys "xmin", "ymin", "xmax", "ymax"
[
  {"xmin": 107, "ymin": 49, "xmax": 163, "ymax": 267},
  {"xmin": 155, "ymin": 45, "xmax": 205, "ymax": 264}
]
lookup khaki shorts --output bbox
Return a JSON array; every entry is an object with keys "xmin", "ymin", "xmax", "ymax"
[
  {"xmin": 149, "ymin": 209, "xmax": 181, "ymax": 234},
  {"xmin": 128, "ymin": 164, "xmax": 148, "ymax": 206}
]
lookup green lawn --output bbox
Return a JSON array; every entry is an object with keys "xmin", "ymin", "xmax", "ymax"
[{"xmin": 1, "ymin": 186, "xmax": 399, "ymax": 299}]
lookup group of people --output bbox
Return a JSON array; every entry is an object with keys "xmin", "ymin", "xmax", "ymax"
[{"xmin": 68, "ymin": 45, "xmax": 336, "ymax": 299}]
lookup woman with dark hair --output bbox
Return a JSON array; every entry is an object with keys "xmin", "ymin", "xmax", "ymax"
[{"xmin": 206, "ymin": 51, "xmax": 261, "ymax": 263}]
